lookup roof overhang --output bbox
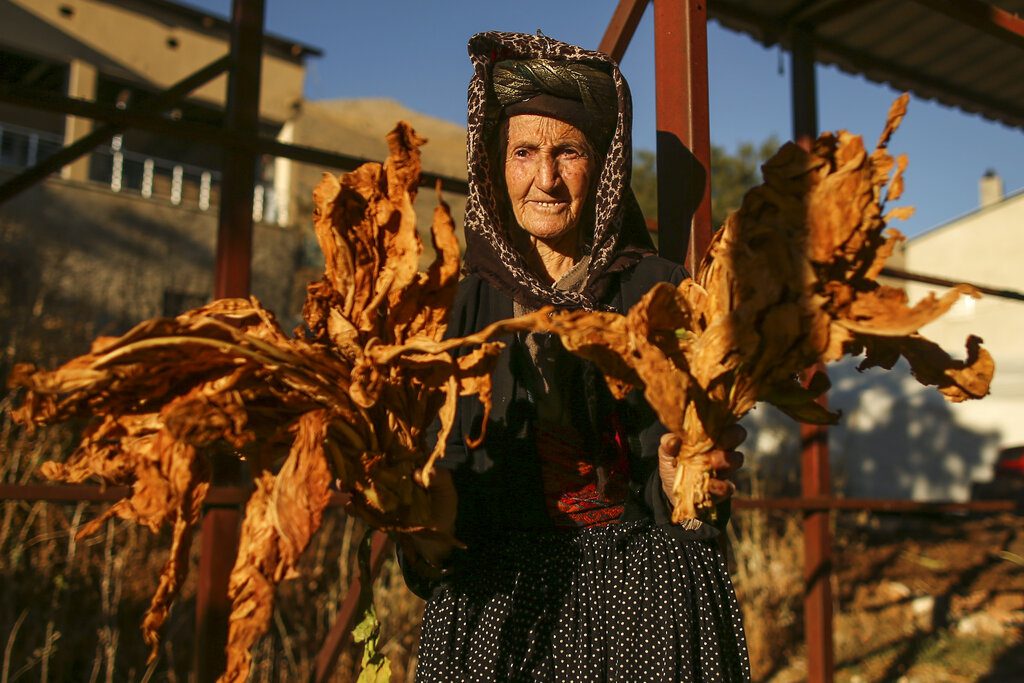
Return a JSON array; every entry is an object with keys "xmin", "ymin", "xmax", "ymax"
[
  {"xmin": 709, "ymin": 0, "xmax": 1024, "ymax": 130},
  {"xmin": 97, "ymin": 0, "xmax": 324, "ymax": 63}
]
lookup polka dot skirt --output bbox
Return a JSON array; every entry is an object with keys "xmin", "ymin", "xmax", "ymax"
[{"xmin": 416, "ymin": 519, "xmax": 751, "ymax": 682}]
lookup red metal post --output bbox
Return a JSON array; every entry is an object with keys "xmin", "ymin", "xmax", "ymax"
[
  {"xmin": 195, "ymin": 505, "xmax": 241, "ymax": 681},
  {"xmin": 598, "ymin": 0, "xmax": 650, "ymax": 62},
  {"xmin": 215, "ymin": 0, "xmax": 264, "ymax": 299},
  {"xmin": 653, "ymin": 0, "xmax": 713, "ymax": 272},
  {"xmin": 197, "ymin": 1, "xmax": 265, "ymax": 681},
  {"xmin": 792, "ymin": 29, "xmax": 834, "ymax": 683}
]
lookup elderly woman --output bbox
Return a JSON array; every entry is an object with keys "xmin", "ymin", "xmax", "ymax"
[{"xmin": 402, "ymin": 32, "xmax": 750, "ymax": 682}]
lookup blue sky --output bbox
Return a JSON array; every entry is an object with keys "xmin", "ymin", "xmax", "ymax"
[{"xmin": 191, "ymin": 0, "xmax": 1023, "ymax": 239}]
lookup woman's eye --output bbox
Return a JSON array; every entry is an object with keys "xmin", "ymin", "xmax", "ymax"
[
  {"xmin": 512, "ymin": 148, "xmax": 530, "ymax": 159},
  {"xmin": 560, "ymin": 148, "xmax": 583, "ymax": 159}
]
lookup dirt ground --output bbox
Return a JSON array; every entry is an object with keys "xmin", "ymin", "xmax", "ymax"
[{"xmin": 768, "ymin": 513, "xmax": 1024, "ymax": 682}]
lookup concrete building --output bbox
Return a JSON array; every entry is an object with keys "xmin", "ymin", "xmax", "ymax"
[
  {"xmin": 0, "ymin": 0, "xmax": 318, "ymax": 214},
  {"xmin": 0, "ymin": 0, "xmax": 468, "ymax": 368},
  {"xmin": 0, "ymin": 0, "xmax": 322, "ymax": 367},
  {"xmin": 901, "ymin": 173, "xmax": 1024, "ymax": 449}
]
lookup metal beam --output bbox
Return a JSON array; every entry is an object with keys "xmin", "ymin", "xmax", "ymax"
[
  {"xmin": 215, "ymin": 0, "xmax": 264, "ymax": 301},
  {"xmin": 0, "ymin": 55, "xmax": 231, "ymax": 205},
  {"xmin": 792, "ymin": 29, "xmax": 834, "ymax": 683},
  {"xmin": 2, "ymin": 484, "xmax": 1014, "ymax": 517},
  {"xmin": 817, "ymin": 34, "xmax": 1024, "ymax": 126},
  {"xmin": 0, "ymin": 87, "xmax": 470, "ymax": 194},
  {"xmin": 194, "ymin": 503, "xmax": 240, "ymax": 682},
  {"xmin": 881, "ymin": 267, "xmax": 1024, "ymax": 302},
  {"xmin": 782, "ymin": 0, "xmax": 884, "ymax": 30},
  {"xmin": 0, "ymin": 484, "xmax": 348, "ymax": 506},
  {"xmin": 791, "ymin": 30, "xmax": 819, "ymax": 150},
  {"xmin": 598, "ymin": 0, "xmax": 650, "ymax": 62},
  {"xmin": 909, "ymin": 0, "xmax": 1024, "ymax": 50},
  {"xmin": 733, "ymin": 497, "xmax": 1023, "ymax": 513},
  {"xmin": 799, "ymin": 371, "xmax": 834, "ymax": 683},
  {"xmin": 654, "ymin": 0, "xmax": 713, "ymax": 271},
  {"xmin": 196, "ymin": 1, "xmax": 264, "ymax": 680}
]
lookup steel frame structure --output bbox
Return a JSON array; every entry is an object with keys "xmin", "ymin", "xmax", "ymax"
[{"xmin": 1, "ymin": 0, "xmax": 1023, "ymax": 681}]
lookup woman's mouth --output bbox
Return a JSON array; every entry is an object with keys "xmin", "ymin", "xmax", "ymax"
[{"xmin": 527, "ymin": 200, "xmax": 569, "ymax": 212}]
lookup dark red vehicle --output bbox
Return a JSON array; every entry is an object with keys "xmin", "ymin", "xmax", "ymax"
[
  {"xmin": 997, "ymin": 446, "xmax": 1024, "ymax": 476},
  {"xmin": 973, "ymin": 445, "xmax": 1024, "ymax": 500}
]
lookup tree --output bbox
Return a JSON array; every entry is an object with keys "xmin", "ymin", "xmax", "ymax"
[{"xmin": 632, "ymin": 136, "xmax": 780, "ymax": 230}]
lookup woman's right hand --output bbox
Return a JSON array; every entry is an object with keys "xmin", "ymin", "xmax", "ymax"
[{"xmin": 658, "ymin": 425, "xmax": 746, "ymax": 509}]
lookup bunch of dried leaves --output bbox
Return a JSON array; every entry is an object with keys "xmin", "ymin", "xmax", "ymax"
[
  {"xmin": 8, "ymin": 123, "xmax": 505, "ymax": 682},
  {"xmin": 6, "ymin": 98, "xmax": 997, "ymax": 677},
  {"xmin": 513, "ymin": 95, "xmax": 994, "ymax": 521}
]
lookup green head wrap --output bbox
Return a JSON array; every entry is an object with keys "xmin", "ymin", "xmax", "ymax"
[{"xmin": 491, "ymin": 58, "xmax": 617, "ymax": 152}]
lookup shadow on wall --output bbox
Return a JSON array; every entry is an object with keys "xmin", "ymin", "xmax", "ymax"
[
  {"xmin": 740, "ymin": 358, "xmax": 1001, "ymax": 502},
  {"xmin": 0, "ymin": 178, "xmax": 306, "ymax": 373}
]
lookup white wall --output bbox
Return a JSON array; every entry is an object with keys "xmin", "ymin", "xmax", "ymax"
[
  {"xmin": 905, "ymin": 192, "xmax": 1024, "ymax": 448},
  {"xmin": 741, "ymin": 192, "xmax": 1023, "ymax": 502}
]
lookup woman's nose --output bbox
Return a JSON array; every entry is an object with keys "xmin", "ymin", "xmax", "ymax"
[{"xmin": 535, "ymin": 153, "xmax": 561, "ymax": 191}]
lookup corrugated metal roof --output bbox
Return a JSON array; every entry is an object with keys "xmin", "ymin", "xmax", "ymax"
[{"xmin": 709, "ymin": 0, "xmax": 1024, "ymax": 129}]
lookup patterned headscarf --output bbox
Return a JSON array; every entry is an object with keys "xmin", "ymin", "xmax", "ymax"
[
  {"xmin": 464, "ymin": 31, "xmax": 655, "ymax": 311},
  {"xmin": 492, "ymin": 59, "xmax": 617, "ymax": 153}
]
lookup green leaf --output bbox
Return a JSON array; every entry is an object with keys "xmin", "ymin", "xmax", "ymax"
[
  {"xmin": 351, "ymin": 529, "xmax": 391, "ymax": 683},
  {"xmin": 356, "ymin": 657, "xmax": 392, "ymax": 683},
  {"xmin": 352, "ymin": 603, "xmax": 378, "ymax": 645}
]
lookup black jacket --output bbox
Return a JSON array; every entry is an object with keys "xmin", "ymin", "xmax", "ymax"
[{"xmin": 400, "ymin": 255, "xmax": 729, "ymax": 599}]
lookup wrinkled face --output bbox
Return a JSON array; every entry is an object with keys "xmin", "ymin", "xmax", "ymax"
[{"xmin": 503, "ymin": 114, "xmax": 595, "ymax": 245}]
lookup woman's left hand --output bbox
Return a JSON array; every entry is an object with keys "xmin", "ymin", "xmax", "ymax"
[{"xmin": 658, "ymin": 425, "xmax": 746, "ymax": 508}]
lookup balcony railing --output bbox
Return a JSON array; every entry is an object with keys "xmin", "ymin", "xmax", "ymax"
[{"xmin": 0, "ymin": 122, "xmax": 278, "ymax": 223}]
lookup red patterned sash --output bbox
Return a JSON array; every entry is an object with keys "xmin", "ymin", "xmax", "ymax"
[{"xmin": 535, "ymin": 421, "xmax": 631, "ymax": 528}]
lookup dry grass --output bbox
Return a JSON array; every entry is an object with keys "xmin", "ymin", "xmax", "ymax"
[
  {"xmin": 728, "ymin": 508, "xmax": 805, "ymax": 681},
  {"xmin": 731, "ymin": 508, "xmax": 1024, "ymax": 683}
]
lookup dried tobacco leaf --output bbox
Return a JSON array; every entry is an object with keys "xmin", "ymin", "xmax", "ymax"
[
  {"xmin": 8, "ymin": 122, "xmax": 505, "ymax": 682},
  {"xmin": 510, "ymin": 94, "xmax": 994, "ymax": 521},
  {"xmin": 7, "ymin": 100, "xmax": 998, "ymax": 677}
]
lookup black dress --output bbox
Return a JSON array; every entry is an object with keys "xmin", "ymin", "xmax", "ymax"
[{"xmin": 406, "ymin": 257, "xmax": 751, "ymax": 682}]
